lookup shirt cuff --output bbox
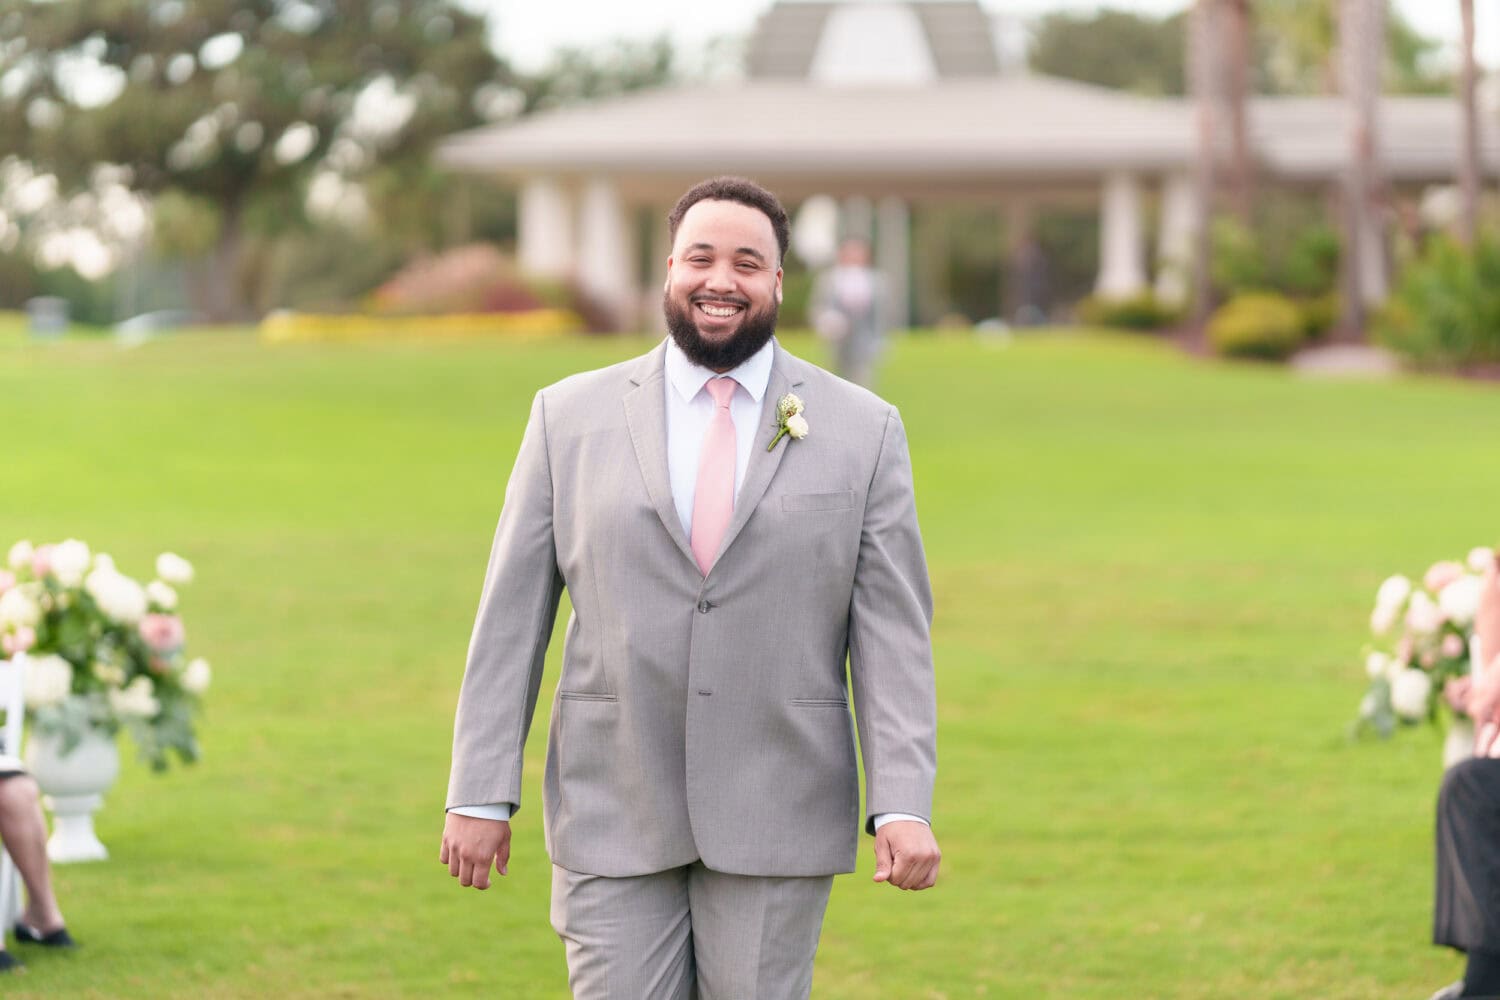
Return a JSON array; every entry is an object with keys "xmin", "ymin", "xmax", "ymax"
[
  {"xmin": 448, "ymin": 803, "xmax": 512, "ymax": 821},
  {"xmin": 872, "ymin": 812, "xmax": 928, "ymax": 831}
]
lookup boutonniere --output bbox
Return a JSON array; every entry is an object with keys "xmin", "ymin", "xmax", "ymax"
[{"xmin": 767, "ymin": 393, "xmax": 808, "ymax": 451}]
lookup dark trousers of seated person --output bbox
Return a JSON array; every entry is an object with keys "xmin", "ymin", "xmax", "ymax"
[{"xmin": 1436, "ymin": 756, "xmax": 1500, "ymax": 998}]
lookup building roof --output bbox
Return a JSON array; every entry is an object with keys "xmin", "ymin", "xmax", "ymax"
[{"xmin": 438, "ymin": 73, "xmax": 1500, "ymax": 192}]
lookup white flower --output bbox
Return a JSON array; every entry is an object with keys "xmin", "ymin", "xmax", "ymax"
[
  {"xmin": 1439, "ymin": 575, "xmax": 1484, "ymax": 628},
  {"xmin": 84, "ymin": 568, "xmax": 148, "ymax": 624},
  {"xmin": 155, "ymin": 552, "xmax": 193, "ymax": 586},
  {"xmin": 182, "ymin": 657, "xmax": 212, "ymax": 695},
  {"xmin": 50, "ymin": 539, "xmax": 91, "ymax": 587},
  {"xmin": 23, "ymin": 653, "xmax": 73, "ymax": 709},
  {"xmin": 1370, "ymin": 603, "xmax": 1401, "ymax": 636},
  {"xmin": 1365, "ymin": 651, "xmax": 1391, "ymax": 680},
  {"xmin": 0, "ymin": 586, "xmax": 41, "ymax": 630},
  {"xmin": 91, "ymin": 661, "xmax": 126, "ymax": 687},
  {"xmin": 6, "ymin": 541, "xmax": 33, "ymax": 572},
  {"xmin": 145, "ymin": 580, "xmax": 178, "ymax": 612},
  {"xmin": 1375, "ymin": 574, "xmax": 1413, "ymax": 613},
  {"xmin": 1469, "ymin": 547, "xmax": 1496, "ymax": 573},
  {"xmin": 92, "ymin": 552, "xmax": 114, "ymax": 572},
  {"xmin": 1390, "ymin": 668, "xmax": 1434, "ymax": 720},
  {"xmin": 108, "ymin": 676, "xmax": 159, "ymax": 718},
  {"xmin": 1406, "ymin": 591, "xmax": 1445, "ymax": 636},
  {"xmin": 786, "ymin": 414, "xmax": 809, "ymax": 440}
]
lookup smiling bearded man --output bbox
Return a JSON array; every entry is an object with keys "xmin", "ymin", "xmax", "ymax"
[{"xmin": 441, "ymin": 176, "xmax": 941, "ymax": 999}]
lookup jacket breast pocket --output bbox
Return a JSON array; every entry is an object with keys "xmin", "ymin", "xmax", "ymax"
[{"xmin": 781, "ymin": 490, "xmax": 855, "ymax": 513}]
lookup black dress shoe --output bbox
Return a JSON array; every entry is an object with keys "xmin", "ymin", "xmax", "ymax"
[
  {"xmin": 13, "ymin": 922, "xmax": 74, "ymax": 948},
  {"xmin": 0, "ymin": 949, "xmax": 22, "ymax": 972}
]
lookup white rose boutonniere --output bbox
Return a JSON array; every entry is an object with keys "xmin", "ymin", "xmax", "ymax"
[{"xmin": 767, "ymin": 393, "xmax": 807, "ymax": 451}]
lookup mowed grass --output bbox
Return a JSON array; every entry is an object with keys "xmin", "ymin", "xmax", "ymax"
[{"xmin": 0, "ymin": 323, "xmax": 1496, "ymax": 998}]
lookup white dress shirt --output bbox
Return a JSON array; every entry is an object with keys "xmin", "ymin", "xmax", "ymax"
[{"xmin": 452, "ymin": 338, "xmax": 925, "ymax": 831}]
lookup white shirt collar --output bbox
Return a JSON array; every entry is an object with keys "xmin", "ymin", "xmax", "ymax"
[{"xmin": 664, "ymin": 336, "xmax": 775, "ymax": 404}]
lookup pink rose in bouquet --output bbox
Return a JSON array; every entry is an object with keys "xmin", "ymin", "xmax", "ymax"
[{"xmin": 139, "ymin": 613, "xmax": 185, "ymax": 654}]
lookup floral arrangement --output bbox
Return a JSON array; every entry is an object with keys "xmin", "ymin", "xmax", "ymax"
[
  {"xmin": 1354, "ymin": 546, "xmax": 1494, "ymax": 738},
  {"xmin": 0, "ymin": 539, "xmax": 211, "ymax": 771}
]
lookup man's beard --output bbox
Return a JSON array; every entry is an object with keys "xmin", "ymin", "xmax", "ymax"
[{"xmin": 663, "ymin": 292, "xmax": 778, "ymax": 371}]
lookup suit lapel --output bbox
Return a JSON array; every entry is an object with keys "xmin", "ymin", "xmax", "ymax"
[
  {"xmin": 713, "ymin": 346, "xmax": 805, "ymax": 570},
  {"xmin": 622, "ymin": 342, "xmax": 698, "ymax": 570}
]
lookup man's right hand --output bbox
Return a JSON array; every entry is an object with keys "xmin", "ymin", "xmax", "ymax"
[{"xmin": 440, "ymin": 813, "xmax": 510, "ymax": 890}]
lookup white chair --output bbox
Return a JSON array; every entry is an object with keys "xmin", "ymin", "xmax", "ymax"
[{"xmin": 0, "ymin": 656, "xmax": 26, "ymax": 927}]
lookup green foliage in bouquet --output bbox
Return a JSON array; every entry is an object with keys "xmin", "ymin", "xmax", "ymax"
[{"xmin": 0, "ymin": 540, "xmax": 211, "ymax": 771}]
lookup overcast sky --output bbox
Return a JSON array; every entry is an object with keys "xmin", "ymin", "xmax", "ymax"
[{"xmin": 462, "ymin": 0, "xmax": 1498, "ymax": 74}]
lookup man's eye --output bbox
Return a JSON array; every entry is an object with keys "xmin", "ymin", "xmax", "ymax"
[{"xmin": 736, "ymin": 262, "xmax": 758, "ymax": 270}]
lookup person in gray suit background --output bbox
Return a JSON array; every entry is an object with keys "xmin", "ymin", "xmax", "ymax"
[
  {"xmin": 441, "ymin": 176, "xmax": 940, "ymax": 999},
  {"xmin": 810, "ymin": 236, "xmax": 889, "ymax": 389}
]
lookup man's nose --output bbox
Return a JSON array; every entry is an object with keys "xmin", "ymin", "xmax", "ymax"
[{"xmin": 703, "ymin": 264, "xmax": 737, "ymax": 292}]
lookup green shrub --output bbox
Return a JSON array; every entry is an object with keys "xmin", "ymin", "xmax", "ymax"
[
  {"xmin": 1374, "ymin": 237, "xmax": 1500, "ymax": 369},
  {"xmin": 1075, "ymin": 291, "xmax": 1183, "ymax": 330},
  {"xmin": 1297, "ymin": 292, "xmax": 1340, "ymax": 340},
  {"xmin": 1206, "ymin": 292, "xmax": 1305, "ymax": 360}
]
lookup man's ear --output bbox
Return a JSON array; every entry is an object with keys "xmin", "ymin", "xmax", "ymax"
[
  {"xmin": 664, "ymin": 256, "xmax": 674, "ymax": 293},
  {"xmin": 775, "ymin": 267, "xmax": 784, "ymax": 304}
]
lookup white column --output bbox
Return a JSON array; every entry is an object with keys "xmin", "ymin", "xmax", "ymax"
[
  {"xmin": 1095, "ymin": 171, "xmax": 1147, "ymax": 300},
  {"xmin": 875, "ymin": 197, "xmax": 910, "ymax": 329},
  {"xmin": 1154, "ymin": 171, "xmax": 1197, "ymax": 308},
  {"xmin": 576, "ymin": 176, "xmax": 636, "ymax": 331},
  {"xmin": 517, "ymin": 177, "xmax": 574, "ymax": 280}
]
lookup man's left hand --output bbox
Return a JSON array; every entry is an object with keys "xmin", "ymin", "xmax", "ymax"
[{"xmin": 873, "ymin": 820, "xmax": 941, "ymax": 891}]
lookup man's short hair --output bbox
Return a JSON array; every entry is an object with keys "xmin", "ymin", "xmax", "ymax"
[{"xmin": 667, "ymin": 177, "xmax": 790, "ymax": 266}]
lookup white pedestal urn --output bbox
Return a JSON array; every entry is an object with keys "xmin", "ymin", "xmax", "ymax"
[
  {"xmin": 24, "ymin": 726, "xmax": 120, "ymax": 863},
  {"xmin": 1444, "ymin": 717, "xmax": 1477, "ymax": 770}
]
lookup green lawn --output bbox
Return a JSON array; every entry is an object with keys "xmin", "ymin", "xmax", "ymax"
[{"xmin": 1, "ymin": 324, "xmax": 1495, "ymax": 998}]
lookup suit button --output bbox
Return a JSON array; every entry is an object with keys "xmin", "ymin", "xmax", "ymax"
[{"xmin": 697, "ymin": 600, "xmax": 713, "ymax": 613}]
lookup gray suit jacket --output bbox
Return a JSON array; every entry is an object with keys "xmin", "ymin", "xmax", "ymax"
[{"xmin": 447, "ymin": 340, "xmax": 936, "ymax": 878}]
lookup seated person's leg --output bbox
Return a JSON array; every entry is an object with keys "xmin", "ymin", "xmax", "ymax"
[{"xmin": 0, "ymin": 774, "xmax": 68, "ymax": 940}]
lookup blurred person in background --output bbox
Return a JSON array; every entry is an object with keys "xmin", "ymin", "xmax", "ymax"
[
  {"xmin": 0, "ymin": 761, "xmax": 76, "ymax": 973},
  {"xmin": 810, "ymin": 236, "xmax": 889, "ymax": 388},
  {"xmin": 1431, "ymin": 549, "xmax": 1500, "ymax": 1000}
]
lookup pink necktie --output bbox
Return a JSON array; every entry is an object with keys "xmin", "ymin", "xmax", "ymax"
[{"xmin": 690, "ymin": 377, "xmax": 738, "ymax": 575}]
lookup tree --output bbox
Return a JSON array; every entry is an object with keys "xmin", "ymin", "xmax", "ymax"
[
  {"xmin": 1029, "ymin": 9, "xmax": 1187, "ymax": 96},
  {"xmin": 1457, "ymin": 0, "xmax": 1481, "ymax": 248},
  {"xmin": 0, "ymin": 0, "xmax": 504, "ymax": 320}
]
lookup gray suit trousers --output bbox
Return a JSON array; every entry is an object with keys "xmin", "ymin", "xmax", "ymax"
[{"xmin": 551, "ymin": 863, "xmax": 834, "ymax": 999}]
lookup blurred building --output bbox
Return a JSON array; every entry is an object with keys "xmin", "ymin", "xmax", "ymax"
[{"xmin": 437, "ymin": 0, "xmax": 1500, "ymax": 331}]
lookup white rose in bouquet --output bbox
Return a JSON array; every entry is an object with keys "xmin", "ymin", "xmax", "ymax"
[
  {"xmin": 1470, "ymin": 547, "xmax": 1496, "ymax": 573},
  {"xmin": 182, "ymin": 658, "xmax": 212, "ymax": 695},
  {"xmin": 50, "ymin": 539, "xmax": 91, "ymax": 587},
  {"xmin": 1439, "ymin": 576, "xmax": 1483, "ymax": 629},
  {"xmin": 92, "ymin": 553, "xmax": 115, "ymax": 572},
  {"xmin": 23, "ymin": 654, "xmax": 73, "ymax": 709},
  {"xmin": 108, "ymin": 676, "xmax": 160, "ymax": 718},
  {"xmin": 145, "ymin": 580, "xmax": 178, "ymax": 612},
  {"xmin": 155, "ymin": 553, "xmax": 194, "ymax": 586},
  {"xmin": 0, "ymin": 586, "xmax": 41, "ymax": 630},
  {"xmin": 6, "ymin": 541, "xmax": 33, "ymax": 572},
  {"xmin": 1366, "ymin": 651, "xmax": 1392, "ymax": 680},
  {"xmin": 1406, "ymin": 591, "xmax": 1445, "ymax": 636},
  {"xmin": 84, "ymin": 568, "xmax": 148, "ymax": 624},
  {"xmin": 1390, "ymin": 668, "xmax": 1434, "ymax": 721},
  {"xmin": 1376, "ymin": 574, "xmax": 1413, "ymax": 612}
]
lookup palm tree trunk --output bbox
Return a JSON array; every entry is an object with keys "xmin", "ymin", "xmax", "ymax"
[
  {"xmin": 1224, "ymin": 0, "xmax": 1255, "ymax": 224},
  {"xmin": 1337, "ymin": 0, "xmax": 1386, "ymax": 338},
  {"xmin": 1189, "ymin": 0, "xmax": 1222, "ymax": 327},
  {"xmin": 1458, "ymin": 0, "xmax": 1481, "ymax": 249}
]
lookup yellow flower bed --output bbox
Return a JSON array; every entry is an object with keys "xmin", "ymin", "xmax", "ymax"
[{"xmin": 259, "ymin": 309, "xmax": 583, "ymax": 343}]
